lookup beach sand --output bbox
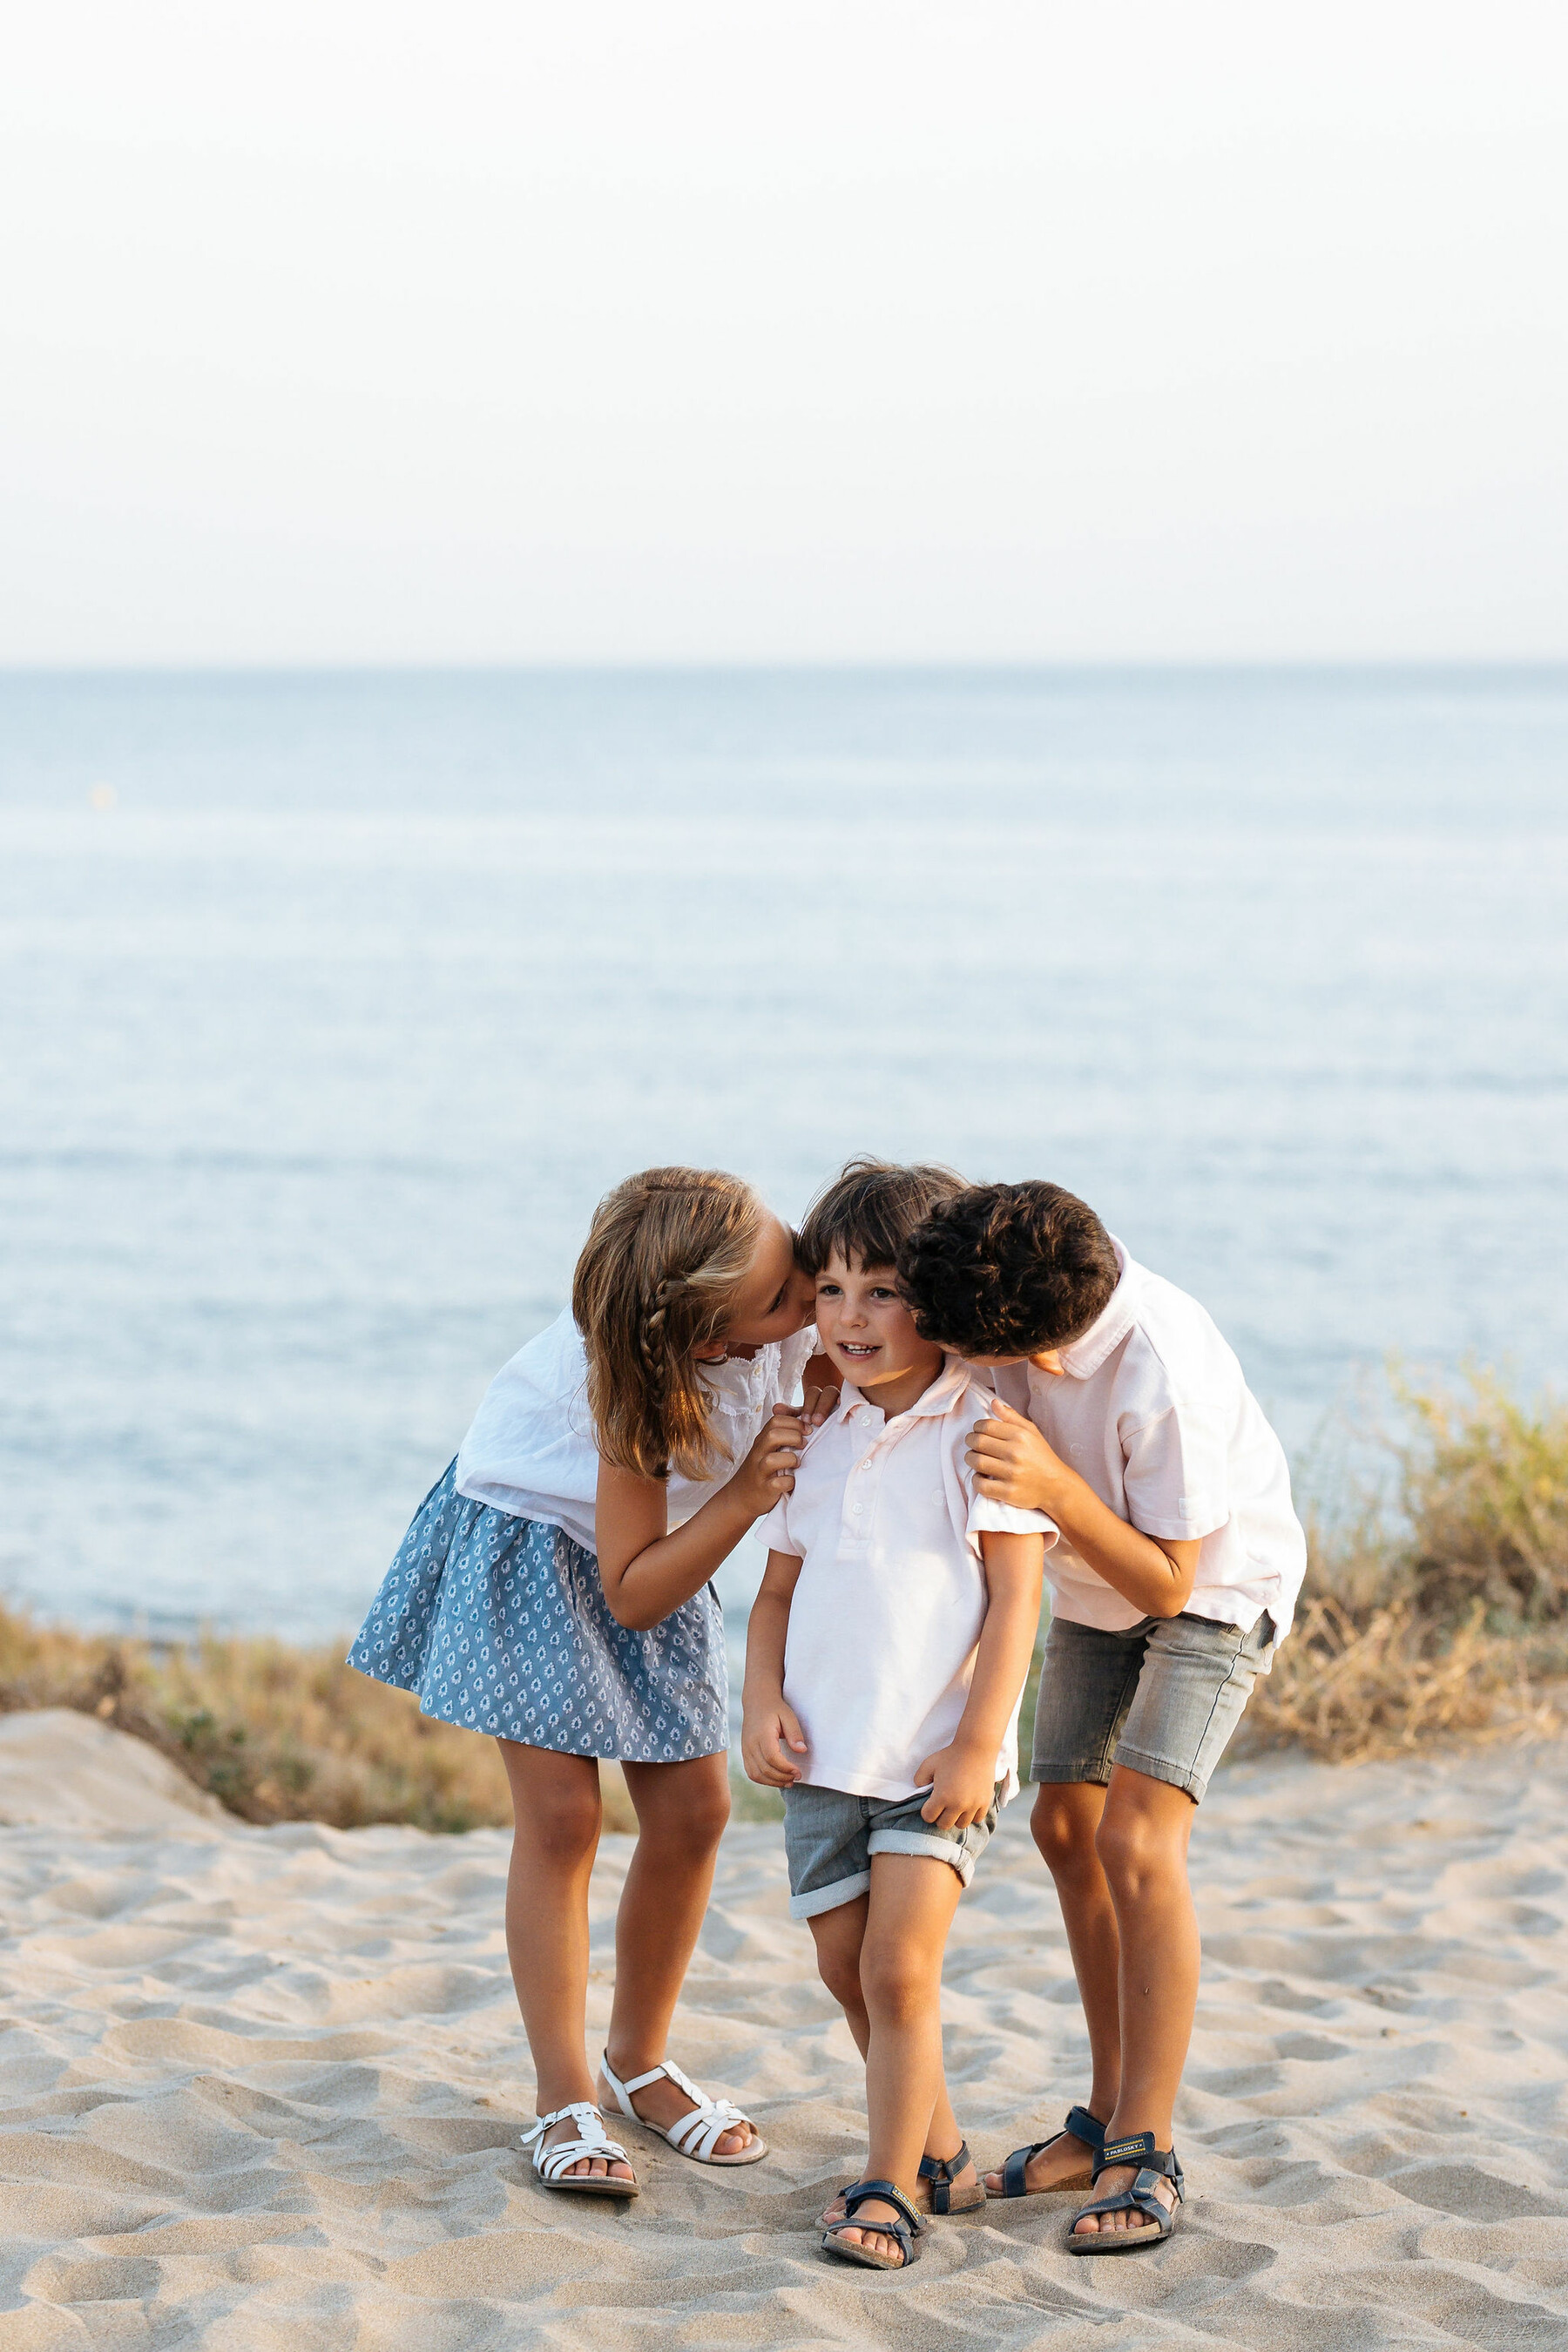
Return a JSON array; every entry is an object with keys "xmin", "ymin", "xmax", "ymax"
[{"xmin": 3, "ymin": 1708, "xmax": 1566, "ymax": 2349}]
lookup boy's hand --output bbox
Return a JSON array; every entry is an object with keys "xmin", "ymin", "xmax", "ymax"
[
  {"xmin": 741, "ymin": 1695, "xmax": 808, "ymax": 1787},
  {"xmin": 913, "ymin": 1738, "xmax": 997, "ymax": 1830},
  {"xmin": 733, "ymin": 1406, "xmax": 806, "ymax": 1517},
  {"xmin": 966, "ymin": 1397, "xmax": 1064, "ymax": 1512}
]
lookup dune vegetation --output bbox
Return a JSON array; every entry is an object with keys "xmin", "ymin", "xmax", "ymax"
[{"xmin": 3, "ymin": 1370, "xmax": 1564, "ymax": 1828}]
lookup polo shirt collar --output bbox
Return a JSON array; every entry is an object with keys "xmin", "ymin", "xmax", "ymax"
[
  {"xmin": 835, "ymin": 1353, "xmax": 970, "ymax": 1423},
  {"xmin": 1053, "ymin": 1237, "xmax": 1139, "ymax": 1379}
]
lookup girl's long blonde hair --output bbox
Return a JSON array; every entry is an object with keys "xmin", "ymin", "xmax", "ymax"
[{"xmin": 572, "ymin": 1167, "xmax": 767, "ymax": 1483}]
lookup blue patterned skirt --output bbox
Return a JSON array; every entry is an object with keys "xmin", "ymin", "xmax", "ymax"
[{"xmin": 348, "ymin": 1460, "xmax": 729, "ymax": 1761}]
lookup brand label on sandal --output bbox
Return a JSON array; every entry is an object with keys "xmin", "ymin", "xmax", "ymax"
[{"xmin": 1101, "ymin": 2135, "xmax": 1154, "ymax": 2165}]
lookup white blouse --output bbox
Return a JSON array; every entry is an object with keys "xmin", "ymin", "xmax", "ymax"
[{"xmin": 456, "ymin": 1308, "xmax": 819, "ymax": 1557}]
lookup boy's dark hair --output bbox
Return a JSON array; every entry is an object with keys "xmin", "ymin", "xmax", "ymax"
[
  {"xmin": 896, "ymin": 1181, "xmax": 1119, "ymax": 1357},
  {"xmin": 798, "ymin": 1158, "xmax": 967, "ymax": 1277}
]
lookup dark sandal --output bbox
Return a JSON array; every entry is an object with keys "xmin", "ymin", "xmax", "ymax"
[
  {"xmin": 821, "ymin": 2179, "xmax": 928, "ymax": 2272},
  {"xmin": 1065, "ymin": 2131, "xmax": 1184, "ymax": 2254},
  {"xmin": 819, "ymin": 2139, "xmax": 982, "ymax": 2226},
  {"xmin": 988, "ymin": 2104, "xmax": 1107, "ymax": 2199},
  {"xmin": 920, "ymin": 2140, "xmax": 984, "ymax": 2214}
]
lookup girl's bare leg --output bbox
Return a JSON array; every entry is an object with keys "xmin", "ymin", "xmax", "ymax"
[
  {"xmin": 497, "ymin": 1740, "xmax": 632, "ymax": 2181},
  {"xmin": 604, "ymin": 1753, "xmax": 754, "ymax": 2157},
  {"xmin": 809, "ymin": 1892, "xmax": 973, "ymax": 2216}
]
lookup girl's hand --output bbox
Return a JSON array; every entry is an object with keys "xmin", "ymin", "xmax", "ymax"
[
  {"xmin": 913, "ymin": 1738, "xmax": 997, "ymax": 1830},
  {"xmin": 742, "ymin": 1694, "xmax": 808, "ymax": 1787},
  {"xmin": 801, "ymin": 1381, "xmax": 840, "ymax": 1429},
  {"xmin": 732, "ymin": 1404, "xmax": 806, "ymax": 1517},
  {"xmin": 965, "ymin": 1397, "xmax": 1064, "ymax": 1512}
]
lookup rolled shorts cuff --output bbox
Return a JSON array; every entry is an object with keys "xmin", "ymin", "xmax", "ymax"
[
  {"xmin": 868, "ymin": 1828, "xmax": 980, "ymax": 1885},
  {"xmin": 1112, "ymin": 1742, "xmax": 1207, "ymax": 1803},
  {"xmin": 787, "ymin": 1869, "xmax": 871, "ymax": 1922}
]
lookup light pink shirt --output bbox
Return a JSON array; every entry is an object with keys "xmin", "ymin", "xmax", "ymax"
[
  {"xmin": 983, "ymin": 1240, "xmax": 1306, "ymax": 1644},
  {"xmin": 760, "ymin": 1357, "xmax": 1055, "ymax": 1803}
]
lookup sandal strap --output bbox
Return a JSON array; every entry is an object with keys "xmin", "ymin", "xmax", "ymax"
[
  {"xmin": 918, "ymin": 2141, "xmax": 971, "ymax": 2213},
  {"xmin": 1092, "ymin": 2133, "xmax": 1184, "ymax": 2200},
  {"xmin": 1073, "ymin": 2172, "xmax": 1178, "ymax": 2232},
  {"xmin": 842, "ymin": 2178, "xmax": 926, "ymax": 2237},
  {"xmin": 998, "ymin": 2107, "xmax": 1107, "ymax": 2198},
  {"xmin": 599, "ymin": 2050, "xmax": 752, "ymax": 2160},
  {"xmin": 523, "ymin": 2102, "xmax": 631, "ymax": 2181}
]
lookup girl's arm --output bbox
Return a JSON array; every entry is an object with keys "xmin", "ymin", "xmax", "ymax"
[
  {"xmin": 966, "ymin": 1400, "xmax": 1200, "ymax": 1619},
  {"xmin": 914, "ymin": 1531, "xmax": 1044, "ymax": 1829},
  {"xmin": 596, "ymin": 1406, "xmax": 806, "ymax": 1631},
  {"xmin": 740, "ymin": 1548, "xmax": 808, "ymax": 1787}
]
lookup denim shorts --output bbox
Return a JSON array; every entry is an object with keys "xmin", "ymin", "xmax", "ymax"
[
  {"xmin": 781, "ymin": 1781, "xmax": 1004, "ymax": 1920},
  {"xmin": 1030, "ymin": 1609, "xmax": 1275, "ymax": 1803}
]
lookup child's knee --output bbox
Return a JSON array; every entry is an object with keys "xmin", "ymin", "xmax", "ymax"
[
  {"xmin": 814, "ymin": 1940, "xmax": 862, "ymax": 2011},
  {"xmin": 859, "ymin": 1940, "xmax": 938, "ymax": 2024},
  {"xmin": 1093, "ymin": 1801, "xmax": 1184, "ymax": 1898},
  {"xmin": 1031, "ymin": 1786, "xmax": 1099, "ymax": 1876},
  {"xmin": 525, "ymin": 1780, "xmax": 603, "ymax": 1863}
]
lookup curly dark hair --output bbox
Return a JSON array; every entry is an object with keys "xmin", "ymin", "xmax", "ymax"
[
  {"xmin": 896, "ymin": 1181, "xmax": 1119, "ymax": 1357},
  {"xmin": 797, "ymin": 1158, "xmax": 967, "ymax": 1276}
]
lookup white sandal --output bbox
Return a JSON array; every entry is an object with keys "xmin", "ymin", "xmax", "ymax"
[
  {"xmin": 597, "ymin": 2051, "xmax": 767, "ymax": 2166},
  {"xmin": 522, "ymin": 2100, "xmax": 639, "ymax": 2197}
]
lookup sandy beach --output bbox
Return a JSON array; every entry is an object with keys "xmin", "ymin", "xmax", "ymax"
[{"xmin": 3, "ymin": 1708, "xmax": 1566, "ymax": 2349}]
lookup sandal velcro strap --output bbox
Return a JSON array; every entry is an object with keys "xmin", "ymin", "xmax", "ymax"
[
  {"xmin": 919, "ymin": 2141, "xmax": 971, "ymax": 2214},
  {"xmin": 1064, "ymin": 2105, "xmax": 1108, "ymax": 2153}
]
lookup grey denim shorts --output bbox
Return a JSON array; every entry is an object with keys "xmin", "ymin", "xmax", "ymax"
[
  {"xmin": 781, "ymin": 1781, "xmax": 1003, "ymax": 1920},
  {"xmin": 1030, "ymin": 1608, "xmax": 1276, "ymax": 1803}
]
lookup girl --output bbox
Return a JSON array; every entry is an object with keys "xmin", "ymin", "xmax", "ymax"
[{"xmin": 349, "ymin": 1167, "xmax": 833, "ymax": 2196}]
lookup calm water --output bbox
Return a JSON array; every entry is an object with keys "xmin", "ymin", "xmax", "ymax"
[{"xmin": 2, "ymin": 668, "xmax": 1565, "ymax": 1642}]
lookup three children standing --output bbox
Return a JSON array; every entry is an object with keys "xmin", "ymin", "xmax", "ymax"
[{"xmin": 349, "ymin": 1156, "xmax": 1305, "ymax": 2266}]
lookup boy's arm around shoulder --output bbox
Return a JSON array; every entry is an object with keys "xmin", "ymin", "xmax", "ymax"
[{"xmin": 965, "ymin": 1396, "xmax": 1200, "ymax": 1619}]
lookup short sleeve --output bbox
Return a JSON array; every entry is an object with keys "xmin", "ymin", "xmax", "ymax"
[
  {"xmin": 1121, "ymin": 1406, "xmax": 1229, "ymax": 1542},
  {"xmin": 966, "ymin": 1493, "xmax": 1057, "ymax": 1544},
  {"xmin": 758, "ymin": 1494, "xmax": 801, "ymax": 1558}
]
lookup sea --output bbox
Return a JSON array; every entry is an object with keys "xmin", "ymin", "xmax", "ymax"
[{"xmin": 3, "ymin": 667, "xmax": 1565, "ymax": 1646}]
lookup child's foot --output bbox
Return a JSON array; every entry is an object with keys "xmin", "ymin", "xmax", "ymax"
[
  {"xmin": 982, "ymin": 2121, "xmax": 1098, "ymax": 2197},
  {"xmin": 835, "ymin": 2194, "xmax": 913, "ymax": 2267},
  {"xmin": 1070, "ymin": 2166, "xmax": 1178, "ymax": 2240},
  {"xmin": 602, "ymin": 2061, "xmax": 759, "ymax": 2159},
  {"xmin": 538, "ymin": 2113, "xmax": 636, "ymax": 2185},
  {"xmin": 819, "ymin": 2145, "xmax": 979, "ymax": 2225}
]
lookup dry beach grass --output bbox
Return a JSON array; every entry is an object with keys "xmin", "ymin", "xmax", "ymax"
[{"xmin": 2, "ymin": 1370, "xmax": 1565, "ymax": 1824}]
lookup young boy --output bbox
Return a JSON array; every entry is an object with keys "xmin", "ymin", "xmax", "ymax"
[
  {"xmin": 897, "ymin": 1181, "xmax": 1307, "ymax": 2253},
  {"xmin": 742, "ymin": 1160, "xmax": 1053, "ymax": 2273}
]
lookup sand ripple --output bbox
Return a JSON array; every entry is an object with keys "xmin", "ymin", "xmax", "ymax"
[{"xmin": 3, "ymin": 1711, "xmax": 1568, "ymax": 2347}]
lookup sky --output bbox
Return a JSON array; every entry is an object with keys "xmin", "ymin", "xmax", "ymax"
[{"xmin": 2, "ymin": 1, "xmax": 1565, "ymax": 664}]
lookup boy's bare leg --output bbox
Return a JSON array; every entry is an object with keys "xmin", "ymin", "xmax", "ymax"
[
  {"xmin": 497, "ymin": 1740, "xmax": 632, "ymax": 2181},
  {"xmin": 809, "ymin": 1894, "xmax": 973, "ymax": 2220},
  {"xmin": 606, "ymin": 1754, "xmax": 755, "ymax": 2157},
  {"xmin": 982, "ymin": 1780, "xmax": 1122, "ymax": 2194},
  {"xmin": 834, "ymin": 1855, "xmax": 964, "ymax": 2263},
  {"xmin": 1071, "ymin": 1765, "xmax": 1198, "ymax": 2238}
]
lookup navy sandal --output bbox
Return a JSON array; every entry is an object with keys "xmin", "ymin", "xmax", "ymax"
[
  {"xmin": 1065, "ymin": 2131, "xmax": 1184, "ymax": 2253},
  {"xmin": 819, "ymin": 2139, "xmax": 982, "ymax": 2225},
  {"xmin": 821, "ymin": 2179, "xmax": 928, "ymax": 2272},
  {"xmin": 920, "ymin": 2139, "xmax": 983, "ymax": 2213},
  {"xmin": 988, "ymin": 2104, "xmax": 1107, "ymax": 2200}
]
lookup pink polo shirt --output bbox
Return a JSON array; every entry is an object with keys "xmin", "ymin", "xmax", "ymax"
[{"xmin": 982, "ymin": 1240, "xmax": 1306, "ymax": 1645}]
